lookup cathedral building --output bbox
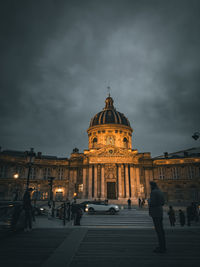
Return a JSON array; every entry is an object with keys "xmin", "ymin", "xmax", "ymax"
[{"xmin": 0, "ymin": 95, "xmax": 200, "ymax": 204}]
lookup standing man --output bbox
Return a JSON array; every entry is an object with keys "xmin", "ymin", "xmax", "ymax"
[
  {"xmin": 127, "ymin": 198, "xmax": 131, "ymax": 209},
  {"xmin": 23, "ymin": 188, "xmax": 33, "ymax": 232},
  {"xmin": 149, "ymin": 181, "xmax": 166, "ymax": 253},
  {"xmin": 138, "ymin": 198, "xmax": 141, "ymax": 208}
]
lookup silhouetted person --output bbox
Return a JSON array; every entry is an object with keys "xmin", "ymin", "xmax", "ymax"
[
  {"xmin": 71, "ymin": 204, "xmax": 83, "ymax": 225},
  {"xmin": 168, "ymin": 206, "xmax": 176, "ymax": 227},
  {"xmin": 179, "ymin": 209, "xmax": 185, "ymax": 227},
  {"xmin": 23, "ymin": 188, "xmax": 33, "ymax": 232},
  {"xmin": 141, "ymin": 198, "xmax": 145, "ymax": 208},
  {"xmin": 127, "ymin": 198, "xmax": 131, "ymax": 209},
  {"xmin": 149, "ymin": 181, "xmax": 166, "ymax": 253},
  {"xmin": 66, "ymin": 201, "xmax": 71, "ymax": 221},
  {"xmin": 138, "ymin": 198, "xmax": 141, "ymax": 208}
]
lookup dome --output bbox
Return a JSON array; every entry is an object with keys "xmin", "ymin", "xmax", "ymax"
[{"xmin": 89, "ymin": 95, "xmax": 131, "ymax": 127}]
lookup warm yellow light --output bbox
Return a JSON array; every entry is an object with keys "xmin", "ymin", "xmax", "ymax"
[
  {"xmin": 57, "ymin": 188, "xmax": 63, "ymax": 192},
  {"xmin": 73, "ymin": 192, "xmax": 77, "ymax": 197},
  {"xmin": 13, "ymin": 173, "xmax": 19, "ymax": 179}
]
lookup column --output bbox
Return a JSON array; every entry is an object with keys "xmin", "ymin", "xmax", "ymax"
[
  {"xmin": 125, "ymin": 165, "xmax": 130, "ymax": 198},
  {"xmin": 94, "ymin": 165, "xmax": 98, "ymax": 198},
  {"xmin": 73, "ymin": 169, "xmax": 77, "ymax": 184},
  {"xmin": 83, "ymin": 167, "xmax": 87, "ymax": 198},
  {"xmin": 135, "ymin": 167, "xmax": 140, "ymax": 197},
  {"xmin": 130, "ymin": 165, "xmax": 135, "ymax": 199},
  {"xmin": 101, "ymin": 165, "xmax": 105, "ymax": 199},
  {"xmin": 118, "ymin": 165, "xmax": 122, "ymax": 198},
  {"xmin": 88, "ymin": 166, "xmax": 92, "ymax": 199}
]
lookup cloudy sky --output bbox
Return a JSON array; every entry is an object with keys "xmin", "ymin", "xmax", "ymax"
[{"xmin": 0, "ymin": 0, "xmax": 200, "ymax": 158}]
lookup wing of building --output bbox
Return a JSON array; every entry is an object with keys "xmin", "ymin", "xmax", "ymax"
[{"xmin": 0, "ymin": 95, "xmax": 200, "ymax": 204}]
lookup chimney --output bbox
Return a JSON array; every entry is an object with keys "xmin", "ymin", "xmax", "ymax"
[{"xmin": 164, "ymin": 152, "xmax": 168, "ymax": 158}]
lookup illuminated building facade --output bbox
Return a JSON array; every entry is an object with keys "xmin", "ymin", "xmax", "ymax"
[{"xmin": 0, "ymin": 96, "xmax": 200, "ymax": 204}]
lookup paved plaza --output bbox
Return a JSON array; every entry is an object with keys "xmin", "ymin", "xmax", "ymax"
[{"xmin": 0, "ymin": 208, "xmax": 200, "ymax": 267}]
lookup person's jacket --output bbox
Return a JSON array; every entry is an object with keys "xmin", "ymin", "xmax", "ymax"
[
  {"xmin": 23, "ymin": 191, "xmax": 32, "ymax": 211},
  {"xmin": 149, "ymin": 187, "xmax": 165, "ymax": 218}
]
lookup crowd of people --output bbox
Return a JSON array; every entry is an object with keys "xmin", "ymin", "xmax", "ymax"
[{"xmin": 167, "ymin": 202, "xmax": 200, "ymax": 227}]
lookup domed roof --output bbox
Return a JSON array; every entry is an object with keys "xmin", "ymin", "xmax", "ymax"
[{"xmin": 89, "ymin": 95, "xmax": 131, "ymax": 127}]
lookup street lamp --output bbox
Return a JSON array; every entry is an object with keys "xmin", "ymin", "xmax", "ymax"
[
  {"xmin": 13, "ymin": 173, "xmax": 19, "ymax": 201},
  {"xmin": 13, "ymin": 173, "xmax": 19, "ymax": 179},
  {"xmin": 192, "ymin": 132, "xmax": 200, "ymax": 140},
  {"xmin": 48, "ymin": 177, "xmax": 55, "ymax": 202},
  {"xmin": 26, "ymin": 148, "xmax": 35, "ymax": 190}
]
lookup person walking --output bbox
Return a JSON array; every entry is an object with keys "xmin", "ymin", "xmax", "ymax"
[
  {"xmin": 149, "ymin": 181, "xmax": 166, "ymax": 253},
  {"xmin": 179, "ymin": 209, "xmax": 185, "ymax": 227},
  {"xmin": 138, "ymin": 198, "xmax": 141, "ymax": 208},
  {"xmin": 127, "ymin": 198, "xmax": 131, "ymax": 209},
  {"xmin": 141, "ymin": 198, "xmax": 145, "ymax": 208},
  {"xmin": 167, "ymin": 206, "xmax": 176, "ymax": 227},
  {"xmin": 23, "ymin": 188, "xmax": 33, "ymax": 232}
]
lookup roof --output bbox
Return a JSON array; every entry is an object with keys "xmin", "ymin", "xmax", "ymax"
[
  {"xmin": 89, "ymin": 96, "xmax": 131, "ymax": 128},
  {"xmin": 154, "ymin": 147, "xmax": 200, "ymax": 159}
]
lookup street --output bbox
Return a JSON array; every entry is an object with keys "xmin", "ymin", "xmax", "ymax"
[{"xmin": 0, "ymin": 208, "xmax": 200, "ymax": 267}]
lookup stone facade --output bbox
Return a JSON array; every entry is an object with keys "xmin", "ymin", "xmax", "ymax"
[{"xmin": 0, "ymin": 96, "xmax": 200, "ymax": 204}]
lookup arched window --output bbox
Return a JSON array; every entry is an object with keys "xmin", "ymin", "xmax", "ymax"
[
  {"xmin": 92, "ymin": 137, "xmax": 98, "ymax": 148},
  {"xmin": 123, "ymin": 137, "xmax": 128, "ymax": 148}
]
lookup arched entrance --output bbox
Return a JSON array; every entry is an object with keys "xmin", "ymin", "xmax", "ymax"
[{"xmin": 107, "ymin": 182, "xmax": 116, "ymax": 199}]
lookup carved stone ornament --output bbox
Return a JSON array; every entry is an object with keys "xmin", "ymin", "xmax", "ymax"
[{"xmin": 104, "ymin": 164, "xmax": 117, "ymax": 180}]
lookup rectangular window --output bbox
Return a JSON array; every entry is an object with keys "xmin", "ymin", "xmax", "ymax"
[
  {"xmin": 58, "ymin": 168, "xmax": 64, "ymax": 180},
  {"xmin": 0, "ymin": 165, "xmax": 7, "ymax": 178},
  {"xmin": 30, "ymin": 167, "xmax": 36, "ymax": 179},
  {"xmin": 15, "ymin": 166, "xmax": 23, "ymax": 177},
  {"xmin": 187, "ymin": 166, "xmax": 194, "ymax": 179},
  {"xmin": 78, "ymin": 184, "xmax": 83, "ymax": 192},
  {"xmin": 158, "ymin": 167, "xmax": 165, "ymax": 179},
  {"xmin": 43, "ymin": 168, "xmax": 51, "ymax": 180}
]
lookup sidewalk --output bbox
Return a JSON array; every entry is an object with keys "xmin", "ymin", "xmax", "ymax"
[
  {"xmin": 1, "ymin": 222, "xmax": 200, "ymax": 267},
  {"xmin": 42, "ymin": 227, "xmax": 200, "ymax": 267}
]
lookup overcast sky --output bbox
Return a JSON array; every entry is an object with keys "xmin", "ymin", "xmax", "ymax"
[{"xmin": 0, "ymin": 0, "xmax": 200, "ymax": 158}]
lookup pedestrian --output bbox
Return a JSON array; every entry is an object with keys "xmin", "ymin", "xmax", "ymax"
[
  {"xmin": 66, "ymin": 201, "xmax": 71, "ymax": 221},
  {"xmin": 23, "ymin": 188, "xmax": 33, "ymax": 232},
  {"xmin": 71, "ymin": 204, "xmax": 83, "ymax": 226},
  {"xmin": 138, "ymin": 198, "xmax": 141, "ymax": 208},
  {"xmin": 179, "ymin": 209, "xmax": 185, "ymax": 227},
  {"xmin": 127, "ymin": 198, "xmax": 131, "ymax": 209},
  {"xmin": 141, "ymin": 198, "xmax": 145, "ymax": 208},
  {"xmin": 167, "ymin": 206, "xmax": 176, "ymax": 227},
  {"xmin": 149, "ymin": 181, "xmax": 166, "ymax": 253}
]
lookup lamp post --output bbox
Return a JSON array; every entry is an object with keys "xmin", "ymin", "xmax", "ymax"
[
  {"xmin": 48, "ymin": 177, "xmax": 55, "ymax": 202},
  {"xmin": 26, "ymin": 148, "xmax": 35, "ymax": 190},
  {"xmin": 192, "ymin": 132, "xmax": 200, "ymax": 140},
  {"xmin": 13, "ymin": 173, "xmax": 19, "ymax": 201}
]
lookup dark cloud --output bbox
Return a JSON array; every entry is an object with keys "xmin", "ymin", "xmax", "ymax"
[{"xmin": 0, "ymin": 0, "xmax": 200, "ymax": 157}]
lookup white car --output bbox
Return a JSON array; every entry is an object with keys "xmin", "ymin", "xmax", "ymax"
[{"xmin": 85, "ymin": 201, "xmax": 119, "ymax": 215}]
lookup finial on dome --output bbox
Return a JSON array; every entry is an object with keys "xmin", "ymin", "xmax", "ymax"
[
  {"xmin": 107, "ymin": 86, "xmax": 111, "ymax": 97},
  {"xmin": 104, "ymin": 87, "xmax": 114, "ymax": 109}
]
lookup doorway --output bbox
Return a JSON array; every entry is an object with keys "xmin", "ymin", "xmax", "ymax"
[
  {"xmin": 55, "ymin": 192, "xmax": 63, "ymax": 201},
  {"xmin": 107, "ymin": 182, "xmax": 116, "ymax": 199}
]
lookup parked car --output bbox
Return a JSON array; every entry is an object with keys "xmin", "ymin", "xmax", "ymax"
[
  {"xmin": 79, "ymin": 201, "xmax": 98, "ymax": 212},
  {"xmin": 33, "ymin": 205, "xmax": 47, "ymax": 216},
  {"xmin": 85, "ymin": 201, "xmax": 119, "ymax": 215}
]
